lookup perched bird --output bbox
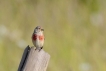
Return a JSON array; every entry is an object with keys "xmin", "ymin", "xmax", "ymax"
[{"xmin": 32, "ymin": 26, "xmax": 44, "ymax": 51}]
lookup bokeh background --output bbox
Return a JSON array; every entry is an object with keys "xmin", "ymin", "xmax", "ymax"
[{"xmin": 0, "ymin": 0, "xmax": 106, "ymax": 71}]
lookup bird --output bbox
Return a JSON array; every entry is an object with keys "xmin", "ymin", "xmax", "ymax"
[{"xmin": 32, "ymin": 26, "xmax": 44, "ymax": 51}]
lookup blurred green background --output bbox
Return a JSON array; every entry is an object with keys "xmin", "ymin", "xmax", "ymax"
[{"xmin": 0, "ymin": 0, "xmax": 106, "ymax": 71}]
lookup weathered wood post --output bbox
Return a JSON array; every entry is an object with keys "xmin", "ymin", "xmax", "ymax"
[{"xmin": 18, "ymin": 45, "xmax": 50, "ymax": 71}]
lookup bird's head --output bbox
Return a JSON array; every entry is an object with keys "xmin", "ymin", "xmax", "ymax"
[{"xmin": 34, "ymin": 26, "xmax": 44, "ymax": 34}]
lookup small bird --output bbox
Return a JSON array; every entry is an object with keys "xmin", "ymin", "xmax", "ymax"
[{"xmin": 32, "ymin": 26, "xmax": 44, "ymax": 51}]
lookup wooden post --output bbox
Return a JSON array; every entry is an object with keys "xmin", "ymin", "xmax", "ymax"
[{"xmin": 18, "ymin": 46, "xmax": 50, "ymax": 71}]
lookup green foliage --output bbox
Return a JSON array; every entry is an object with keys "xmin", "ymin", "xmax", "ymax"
[
  {"xmin": 78, "ymin": 0, "xmax": 99, "ymax": 12},
  {"xmin": 0, "ymin": 0, "xmax": 106, "ymax": 71}
]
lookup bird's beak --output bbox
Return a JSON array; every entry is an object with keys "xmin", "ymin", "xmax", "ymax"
[{"xmin": 41, "ymin": 29, "xmax": 44, "ymax": 31}]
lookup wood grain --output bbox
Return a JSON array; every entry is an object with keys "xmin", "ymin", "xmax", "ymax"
[{"xmin": 18, "ymin": 46, "xmax": 50, "ymax": 71}]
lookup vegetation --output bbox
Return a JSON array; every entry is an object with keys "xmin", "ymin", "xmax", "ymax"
[{"xmin": 0, "ymin": 0, "xmax": 106, "ymax": 71}]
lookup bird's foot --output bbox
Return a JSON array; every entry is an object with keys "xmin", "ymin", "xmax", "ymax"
[{"xmin": 39, "ymin": 46, "xmax": 43, "ymax": 52}]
